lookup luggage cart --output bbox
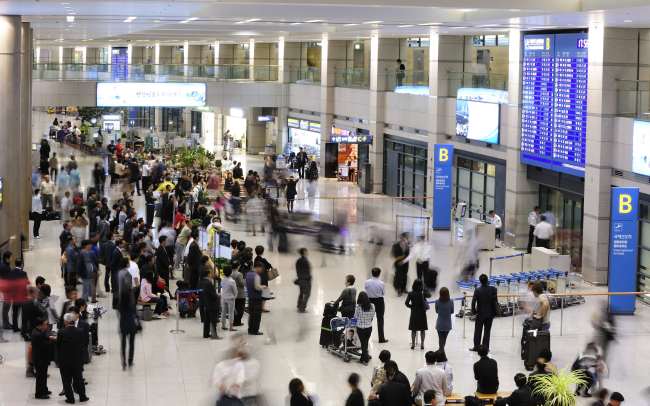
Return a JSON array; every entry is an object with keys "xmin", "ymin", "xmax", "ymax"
[{"xmin": 327, "ymin": 317, "xmax": 361, "ymax": 362}]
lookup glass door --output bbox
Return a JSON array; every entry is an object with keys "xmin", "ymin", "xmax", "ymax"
[{"xmin": 539, "ymin": 186, "xmax": 584, "ymax": 272}]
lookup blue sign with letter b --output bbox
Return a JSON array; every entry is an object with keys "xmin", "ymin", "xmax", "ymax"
[
  {"xmin": 608, "ymin": 187, "xmax": 639, "ymax": 314},
  {"xmin": 432, "ymin": 144, "xmax": 453, "ymax": 230}
]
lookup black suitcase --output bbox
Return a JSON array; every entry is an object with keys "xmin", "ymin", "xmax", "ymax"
[
  {"xmin": 423, "ymin": 267, "xmax": 438, "ymax": 291},
  {"xmin": 319, "ymin": 302, "xmax": 338, "ymax": 347},
  {"xmin": 522, "ymin": 329, "xmax": 550, "ymax": 371},
  {"xmin": 44, "ymin": 210, "xmax": 61, "ymax": 221}
]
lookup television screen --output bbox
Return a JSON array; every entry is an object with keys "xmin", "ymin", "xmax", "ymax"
[
  {"xmin": 455, "ymin": 99, "xmax": 500, "ymax": 144},
  {"xmin": 97, "ymin": 82, "xmax": 206, "ymax": 107},
  {"xmin": 633, "ymin": 120, "xmax": 650, "ymax": 176}
]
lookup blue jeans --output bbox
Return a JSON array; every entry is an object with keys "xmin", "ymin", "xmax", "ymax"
[{"xmin": 82, "ymin": 277, "xmax": 94, "ymax": 301}]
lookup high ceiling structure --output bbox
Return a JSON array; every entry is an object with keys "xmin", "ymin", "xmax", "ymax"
[{"xmin": 2, "ymin": 0, "xmax": 650, "ymax": 45}]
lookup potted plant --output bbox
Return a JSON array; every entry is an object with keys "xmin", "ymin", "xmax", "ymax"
[{"xmin": 529, "ymin": 369, "xmax": 588, "ymax": 406}]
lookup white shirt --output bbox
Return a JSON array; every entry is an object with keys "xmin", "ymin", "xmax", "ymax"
[
  {"xmin": 141, "ymin": 162, "xmax": 151, "ymax": 177},
  {"xmin": 32, "ymin": 194, "xmax": 43, "ymax": 213},
  {"xmin": 412, "ymin": 364, "xmax": 450, "ymax": 404},
  {"xmin": 364, "ymin": 277, "xmax": 385, "ymax": 299},
  {"xmin": 489, "ymin": 214, "xmax": 502, "ymax": 229},
  {"xmin": 534, "ymin": 221, "xmax": 554, "ymax": 240},
  {"xmin": 528, "ymin": 211, "xmax": 539, "ymax": 227},
  {"xmin": 434, "ymin": 362, "xmax": 454, "ymax": 393},
  {"xmin": 403, "ymin": 241, "xmax": 429, "ymax": 264},
  {"xmin": 128, "ymin": 260, "xmax": 141, "ymax": 286}
]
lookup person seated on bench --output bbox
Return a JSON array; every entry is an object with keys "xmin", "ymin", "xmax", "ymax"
[
  {"xmin": 474, "ymin": 345, "xmax": 499, "ymax": 395},
  {"xmin": 495, "ymin": 373, "xmax": 533, "ymax": 406},
  {"xmin": 139, "ymin": 271, "xmax": 170, "ymax": 319}
]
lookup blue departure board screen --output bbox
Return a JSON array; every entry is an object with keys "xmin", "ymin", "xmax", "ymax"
[{"xmin": 521, "ymin": 32, "xmax": 588, "ymax": 177}]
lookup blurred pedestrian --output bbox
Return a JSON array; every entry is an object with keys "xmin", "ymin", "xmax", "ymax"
[
  {"xmin": 295, "ymin": 248, "xmax": 312, "ymax": 313},
  {"xmin": 391, "ymin": 233, "xmax": 410, "ymax": 296},
  {"xmin": 345, "ymin": 373, "xmax": 364, "ymax": 406}
]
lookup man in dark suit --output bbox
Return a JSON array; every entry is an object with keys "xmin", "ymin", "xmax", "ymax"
[
  {"xmin": 376, "ymin": 360, "xmax": 412, "ymax": 406},
  {"xmin": 57, "ymin": 313, "xmax": 88, "ymax": 404},
  {"xmin": 495, "ymin": 373, "xmax": 533, "ymax": 406},
  {"xmin": 32, "ymin": 318, "xmax": 55, "ymax": 399},
  {"xmin": 391, "ymin": 233, "xmax": 410, "ymax": 296},
  {"xmin": 198, "ymin": 270, "xmax": 221, "ymax": 340},
  {"xmin": 474, "ymin": 345, "xmax": 499, "ymax": 395},
  {"xmin": 470, "ymin": 274, "xmax": 499, "ymax": 352}
]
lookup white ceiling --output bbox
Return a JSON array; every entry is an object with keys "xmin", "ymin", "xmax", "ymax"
[{"xmin": 2, "ymin": 0, "xmax": 650, "ymax": 46}]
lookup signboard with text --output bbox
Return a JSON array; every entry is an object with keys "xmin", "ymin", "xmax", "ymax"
[
  {"xmin": 432, "ymin": 144, "xmax": 453, "ymax": 230},
  {"xmin": 97, "ymin": 82, "xmax": 206, "ymax": 107},
  {"xmin": 608, "ymin": 187, "xmax": 639, "ymax": 314}
]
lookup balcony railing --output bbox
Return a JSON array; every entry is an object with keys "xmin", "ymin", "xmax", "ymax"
[
  {"xmin": 334, "ymin": 68, "xmax": 369, "ymax": 89},
  {"xmin": 384, "ymin": 69, "xmax": 429, "ymax": 95},
  {"xmin": 287, "ymin": 67, "xmax": 321, "ymax": 85},
  {"xmin": 616, "ymin": 79, "xmax": 650, "ymax": 117},
  {"xmin": 33, "ymin": 63, "xmax": 279, "ymax": 82},
  {"xmin": 448, "ymin": 71, "xmax": 507, "ymax": 97}
]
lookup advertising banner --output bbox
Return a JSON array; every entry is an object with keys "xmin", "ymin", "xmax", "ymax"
[
  {"xmin": 97, "ymin": 82, "xmax": 207, "ymax": 107},
  {"xmin": 608, "ymin": 187, "xmax": 639, "ymax": 314},
  {"xmin": 433, "ymin": 144, "xmax": 453, "ymax": 230}
]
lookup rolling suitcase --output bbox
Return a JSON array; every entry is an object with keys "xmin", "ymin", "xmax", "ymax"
[
  {"xmin": 522, "ymin": 329, "xmax": 550, "ymax": 371},
  {"xmin": 320, "ymin": 302, "xmax": 338, "ymax": 347}
]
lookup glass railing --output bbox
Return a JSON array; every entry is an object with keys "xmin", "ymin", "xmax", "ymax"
[
  {"xmin": 288, "ymin": 67, "xmax": 321, "ymax": 85},
  {"xmin": 334, "ymin": 68, "xmax": 369, "ymax": 89},
  {"xmin": 33, "ymin": 63, "xmax": 279, "ymax": 82},
  {"xmin": 616, "ymin": 79, "xmax": 650, "ymax": 117},
  {"xmin": 384, "ymin": 70, "xmax": 429, "ymax": 95},
  {"xmin": 448, "ymin": 71, "xmax": 507, "ymax": 97}
]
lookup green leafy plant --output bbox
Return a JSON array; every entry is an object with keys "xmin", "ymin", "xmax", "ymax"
[{"xmin": 529, "ymin": 369, "xmax": 588, "ymax": 406}]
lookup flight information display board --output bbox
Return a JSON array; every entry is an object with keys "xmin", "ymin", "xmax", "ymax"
[{"xmin": 520, "ymin": 32, "xmax": 588, "ymax": 177}]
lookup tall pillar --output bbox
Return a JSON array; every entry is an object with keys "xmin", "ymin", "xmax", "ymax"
[
  {"xmin": 20, "ymin": 22, "xmax": 32, "ymax": 249},
  {"xmin": 154, "ymin": 108, "xmax": 162, "ymax": 133},
  {"xmin": 183, "ymin": 108, "xmax": 192, "ymax": 138},
  {"xmin": 319, "ymin": 33, "xmax": 335, "ymax": 169},
  {"xmin": 249, "ymin": 38, "xmax": 255, "ymax": 80},
  {"xmin": 0, "ymin": 16, "xmax": 23, "ymax": 254},
  {"xmin": 278, "ymin": 36, "xmax": 287, "ymax": 83},
  {"xmin": 503, "ymin": 29, "xmax": 538, "ymax": 249}
]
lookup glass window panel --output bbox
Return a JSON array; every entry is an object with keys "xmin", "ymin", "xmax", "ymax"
[
  {"xmin": 485, "ymin": 196, "xmax": 495, "ymax": 212},
  {"xmin": 403, "ymin": 170, "xmax": 414, "ymax": 193},
  {"xmin": 472, "ymin": 161, "xmax": 485, "ymax": 173},
  {"xmin": 471, "ymin": 172, "xmax": 485, "ymax": 193},
  {"xmin": 415, "ymin": 158, "xmax": 427, "ymax": 173},
  {"xmin": 487, "ymin": 164, "xmax": 496, "ymax": 177},
  {"xmin": 641, "ymin": 204, "xmax": 650, "ymax": 221},
  {"xmin": 403, "ymin": 154, "xmax": 414, "ymax": 170},
  {"xmin": 458, "ymin": 168, "xmax": 471, "ymax": 189},
  {"xmin": 393, "ymin": 143, "xmax": 403, "ymax": 152},
  {"xmin": 457, "ymin": 156, "xmax": 472, "ymax": 169},
  {"xmin": 641, "ymin": 248, "xmax": 650, "ymax": 270},
  {"xmin": 416, "ymin": 147, "xmax": 427, "ymax": 157},
  {"xmin": 471, "ymin": 191, "xmax": 484, "ymax": 215},
  {"xmin": 404, "ymin": 145, "xmax": 414, "ymax": 155},
  {"xmin": 458, "ymin": 187, "xmax": 470, "ymax": 205},
  {"xmin": 642, "ymin": 222, "xmax": 650, "ymax": 248},
  {"xmin": 486, "ymin": 176, "xmax": 495, "ymax": 196}
]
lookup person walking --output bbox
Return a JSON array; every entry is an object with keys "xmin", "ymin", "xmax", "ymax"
[
  {"xmin": 295, "ymin": 248, "xmax": 312, "ymax": 313},
  {"xmin": 470, "ymin": 274, "xmax": 498, "ymax": 352},
  {"xmin": 286, "ymin": 176, "xmax": 298, "ymax": 213},
  {"xmin": 57, "ymin": 312, "xmax": 89, "ymax": 403},
  {"xmin": 354, "ymin": 291, "xmax": 375, "ymax": 365},
  {"xmin": 117, "ymin": 258, "xmax": 138, "ymax": 370},
  {"xmin": 365, "ymin": 267, "xmax": 388, "ymax": 343},
  {"xmin": 199, "ymin": 270, "xmax": 222, "ymax": 340},
  {"xmin": 391, "ymin": 233, "xmax": 410, "ymax": 296},
  {"xmin": 296, "ymin": 147, "xmax": 308, "ymax": 179},
  {"xmin": 246, "ymin": 262, "xmax": 265, "ymax": 335},
  {"xmin": 434, "ymin": 287, "xmax": 454, "ymax": 352},
  {"xmin": 31, "ymin": 189, "xmax": 44, "ymax": 239},
  {"xmin": 527, "ymin": 206, "xmax": 540, "ymax": 254},
  {"xmin": 405, "ymin": 279, "xmax": 428, "ymax": 350},
  {"xmin": 32, "ymin": 318, "xmax": 55, "ymax": 399},
  {"xmin": 220, "ymin": 266, "xmax": 237, "ymax": 331}
]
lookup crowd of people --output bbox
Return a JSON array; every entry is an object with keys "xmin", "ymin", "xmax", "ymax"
[{"xmin": 0, "ymin": 118, "xmax": 632, "ymax": 406}]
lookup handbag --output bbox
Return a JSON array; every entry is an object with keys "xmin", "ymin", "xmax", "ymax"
[
  {"xmin": 267, "ymin": 267, "xmax": 279, "ymax": 281},
  {"xmin": 216, "ymin": 395, "xmax": 244, "ymax": 406}
]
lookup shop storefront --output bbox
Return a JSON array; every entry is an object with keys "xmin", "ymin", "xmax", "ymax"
[
  {"xmin": 287, "ymin": 117, "xmax": 321, "ymax": 157},
  {"xmin": 454, "ymin": 153, "xmax": 505, "ymax": 223},
  {"xmin": 382, "ymin": 135, "xmax": 427, "ymax": 207},
  {"xmin": 223, "ymin": 110, "xmax": 247, "ymax": 152},
  {"xmin": 527, "ymin": 167, "xmax": 584, "ymax": 272},
  {"xmin": 325, "ymin": 127, "xmax": 371, "ymax": 183}
]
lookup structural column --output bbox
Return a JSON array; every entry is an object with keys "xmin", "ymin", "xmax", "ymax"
[
  {"xmin": 0, "ymin": 16, "xmax": 24, "ymax": 254},
  {"xmin": 319, "ymin": 33, "xmax": 335, "ymax": 169},
  {"xmin": 20, "ymin": 22, "xmax": 32, "ymax": 248},
  {"xmin": 277, "ymin": 36, "xmax": 289, "ymax": 154},
  {"xmin": 502, "ymin": 29, "xmax": 538, "ymax": 249},
  {"xmin": 249, "ymin": 38, "xmax": 255, "ymax": 80}
]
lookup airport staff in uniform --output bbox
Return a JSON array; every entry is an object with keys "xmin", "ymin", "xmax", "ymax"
[
  {"xmin": 533, "ymin": 215, "xmax": 554, "ymax": 249},
  {"xmin": 470, "ymin": 274, "xmax": 499, "ymax": 353},
  {"xmin": 527, "ymin": 206, "xmax": 540, "ymax": 254},
  {"xmin": 365, "ymin": 267, "xmax": 388, "ymax": 343},
  {"xmin": 487, "ymin": 210, "xmax": 502, "ymax": 241}
]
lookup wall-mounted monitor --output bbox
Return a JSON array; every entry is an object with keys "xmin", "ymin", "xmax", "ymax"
[
  {"xmin": 96, "ymin": 82, "xmax": 207, "ymax": 107},
  {"xmin": 633, "ymin": 120, "xmax": 650, "ymax": 176},
  {"xmin": 455, "ymin": 99, "xmax": 500, "ymax": 144}
]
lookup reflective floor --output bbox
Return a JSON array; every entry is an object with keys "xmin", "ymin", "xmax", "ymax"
[{"xmin": 1, "ymin": 118, "xmax": 649, "ymax": 405}]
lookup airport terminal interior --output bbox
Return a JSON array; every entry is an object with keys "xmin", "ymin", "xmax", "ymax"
[{"xmin": 2, "ymin": 0, "xmax": 650, "ymax": 405}]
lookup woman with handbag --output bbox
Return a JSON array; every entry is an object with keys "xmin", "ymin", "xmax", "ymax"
[{"xmin": 405, "ymin": 279, "xmax": 429, "ymax": 350}]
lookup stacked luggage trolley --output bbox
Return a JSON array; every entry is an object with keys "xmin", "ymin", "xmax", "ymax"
[
  {"xmin": 456, "ymin": 269, "xmax": 586, "ymax": 322},
  {"xmin": 319, "ymin": 302, "xmax": 362, "ymax": 363}
]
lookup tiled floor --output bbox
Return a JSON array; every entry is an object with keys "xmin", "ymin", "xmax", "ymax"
[{"xmin": 1, "ymin": 120, "xmax": 649, "ymax": 405}]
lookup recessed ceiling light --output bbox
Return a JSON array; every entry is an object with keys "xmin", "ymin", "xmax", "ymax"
[
  {"xmin": 624, "ymin": 19, "xmax": 633, "ymax": 23},
  {"xmin": 479, "ymin": 24, "xmax": 499, "ymax": 27},
  {"xmin": 418, "ymin": 22, "xmax": 442, "ymax": 26},
  {"xmin": 123, "ymin": 16, "xmax": 136, "ymax": 23},
  {"xmin": 289, "ymin": 22, "xmax": 303, "ymax": 25},
  {"xmin": 154, "ymin": 19, "xmax": 161, "ymax": 23},
  {"xmin": 180, "ymin": 17, "xmax": 198, "ymax": 24},
  {"xmin": 344, "ymin": 23, "xmax": 359, "ymax": 27},
  {"xmin": 450, "ymin": 26, "xmax": 468, "ymax": 29},
  {"xmin": 363, "ymin": 20, "xmax": 383, "ymax": 24},
  {"xmin": 305, "ymin": 19, "xmax": 324, "ymax": 23},
  {"xmin": 61, "ymin": 2, "xmax": 70, "ymax": 5},
  {"xmin": 399, "ymin": 24, "xmax": 415, "ymax": 28},
  {"xmin": 508, "ymin": 9, "xmax": 522, "ymax": 12},
  {"xmin": 460, "ymin": 9, "xmax": 477, "ymax": 12},
  {"xmin": 66, "ymin": 15, "xmax": 74, "ymax": 22}
]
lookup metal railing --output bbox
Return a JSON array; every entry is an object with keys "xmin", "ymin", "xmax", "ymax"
[
  {"xmin": 384, "ymin": 69, "xmax": 429, "ymax": 93},
  {"xmin": 616, "ymin": 79, "xmax": 650, "ymax": 117},
  {"xmin": 33, "ymin": 63, "xmax": 279, "ymax": 82},
  {"xmin": 287, "ymin": 67, "xmax": 321, "ymax": 85},
  {"xmin": 334, "ymin": 67, "xmax": 370, "ymax": 89},
  {"xmin": 448, "ymin": 71, "xmax": 507, "ymax": 97}
]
